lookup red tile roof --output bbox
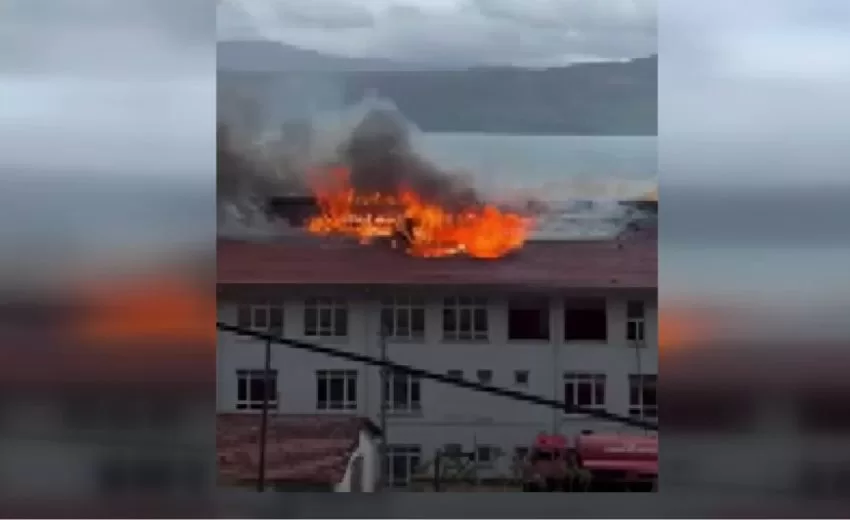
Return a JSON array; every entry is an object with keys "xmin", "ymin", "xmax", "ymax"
[
  {"xmin": 217, "ymin": 414, "xmax": 379, "ymax": 486},
  {"xmin": 217, "ymin": 234, "xmax": 657, "ymax": 289}
]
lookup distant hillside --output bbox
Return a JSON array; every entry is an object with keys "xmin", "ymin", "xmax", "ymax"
[{"xmin": 217, "ymin": 41, "xmax": 657, "ymax": 135}]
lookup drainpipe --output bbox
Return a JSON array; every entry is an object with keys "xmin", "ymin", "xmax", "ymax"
[
  {"xmin": 379, "ymin": 324, "xmax": 389, "ymax": 489},
  {"xmin": 257, "ymin": 336, "xmax": 272, "ymax": 492}
]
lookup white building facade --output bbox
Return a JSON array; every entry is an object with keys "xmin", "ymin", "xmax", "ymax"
[{"xmin": 217, "ymin": 284, "xmax": 657, "ymax": 487}]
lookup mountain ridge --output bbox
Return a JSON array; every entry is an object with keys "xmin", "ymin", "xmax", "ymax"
[{"xmin": 217, "ymin": 41, "xmax": 657, "ymax": 135}]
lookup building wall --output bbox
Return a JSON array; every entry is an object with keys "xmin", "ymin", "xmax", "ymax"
[
  {"xmin": 335, "ymin": 430, "xmax": 380, "ymax": 492},
  {"xmin": 217, "ymin": 286, "xmax": 658, "ymax": 480}
]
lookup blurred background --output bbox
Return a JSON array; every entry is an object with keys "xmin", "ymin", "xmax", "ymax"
[{"xmin": 1, "ymin": 0, "xmax": 849, "ymax": 517}]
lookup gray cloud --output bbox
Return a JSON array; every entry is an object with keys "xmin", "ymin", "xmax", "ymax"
[
  {"xmin": 661, "ymin": 0, "xmax": 850, "ymax": 187},
  {"xmin": 218, "ymin": 0, "xmax": 657, "ymax": 65},
  {"xmin": 0, "ymin": 0, "xmax": 214, "ymax": 176}
]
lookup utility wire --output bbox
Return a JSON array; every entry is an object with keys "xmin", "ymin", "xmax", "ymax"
[{"xmin": 217, "ymin": 322, "xmax": 658, "ymax": 431}]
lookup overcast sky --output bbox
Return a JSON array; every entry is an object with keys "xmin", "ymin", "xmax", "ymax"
[
  {"xmin": 217, "ymin": 0, "xmax": 658, "ymax": 66},
  {"xmin": 0, "ymin": 0, "xmax": 215, "ymax": 178},
  {"xmin": 660, "ymin": 0, "xmax": 850, "ymax": 187},
  {"xmin": 1, "ymin": 0, "xmax": 849, "ymax": 187}
]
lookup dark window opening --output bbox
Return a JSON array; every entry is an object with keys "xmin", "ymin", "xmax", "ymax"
[
  {"xmin": 476, "ymin": 369, "xmax": 493, "ymax": 384},
  {"xmin": 507, "ymin": 298, "xmax": 550, "ymax": 340},
  {"xmin": 514, "ymin": 370, "xmax": 529, "ymax": 386},
  {"xmin": 564, "ymin": 299, "xmax": 607, "ymax": 341}
]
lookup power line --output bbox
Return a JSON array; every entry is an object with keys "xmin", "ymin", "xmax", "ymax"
[{"xmin": 217, "ymin": 322, "xmax": 658, "ymax": 431}]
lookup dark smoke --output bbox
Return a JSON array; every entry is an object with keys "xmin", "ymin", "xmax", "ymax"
[
  {"xmin": 342, "ymin": 106, "xmax": 479, "ymax": 209},
  {"xmin": 217, "ymin": 100, "xmax": 485, "ymax": 236}
]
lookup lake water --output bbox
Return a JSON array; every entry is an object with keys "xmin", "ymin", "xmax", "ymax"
[{"xmin": 416, "ymin": 133, "xmax": 657, "ymax": 200}]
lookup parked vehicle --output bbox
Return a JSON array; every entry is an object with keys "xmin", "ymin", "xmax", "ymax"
[{"xmin": 521, "ymin": 432, "xmax": 657, "ymax": 492}]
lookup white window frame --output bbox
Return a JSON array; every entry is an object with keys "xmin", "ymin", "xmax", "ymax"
[
  {"xmin": 563, "ymin": 372, "xmax": 607, "ymax": 414},
  {"xmin": 380, "ymin": 296, "xmax": 426, "ymax": 341},
  {"xmin": 384, "ymin": 370, "xmax": 422, "ymax": 414},
  {"xmin": 236, "ymin": 369, "xmax": 278, "ymax": 410},
  {"xmin": 386, "ymin": 445, "xmax": 422, "ymax": 488},
  {"xmin": 442, "ymin": 296, "xmax": 489, "ymax": 341},
  {"xmin": 304, "ymin": 298, "xmax": 348, "ymax": 338},
  {"xmin": 316, "ymin": 369, "xmax": 358, "ymax": 410},
  {"xmin": 629, "ymin": 374, "xmax": 658, "ymax": 419},
  {"xmin": 237, "ymin": 303, "xmax": 284, "ymax": 334},
  {"xmin": 626, "ymin": 300, "xmax": 646, "ymax": 342}
]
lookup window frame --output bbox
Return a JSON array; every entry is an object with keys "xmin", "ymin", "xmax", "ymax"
[
  {"xmin": 236, "ymin": 369, "xmax": 278, "ymax": 410},
  {"xmin": 629, "ymin": 374, "xmax": 658, "ymax": 419},
  {"xmin": 626, "ymin": 300, "xmax": 646, "ymax": 343},
  {"xmin": 383, "ymin": 369, "xmax": 422, "ymax": 414},
  {"xmin": 442, "ymin": 296, "xmax": 489, "ymax": 342},
  {"xmin": 386, "ymin": 445, "xmax": 422, "ymax": 488},
  {"xmin": 380, "ymin": 296, "xmax": 426, "ymax": 341},
  {"xmin": 315, "ymin": 369, "xmax": 358, "ymax": 411},
  {"xmin": 563, "ymin": 372, "xmax": 607, "ymax": 414},
  {"xmin": 236, "ymin": 303, "xmax": 284, "ymax": 335},
  {"xmin": 304, "ymin": 298, "xmax": 349, "ymax": 338}
]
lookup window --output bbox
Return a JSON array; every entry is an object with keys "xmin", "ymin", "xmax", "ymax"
[
  {"xmin": 237, "ymin": 304, "xmax": 284, "ymax": 334},
  {"xmin": 304, "ymin": 298, "xmax": 348, "ymax": 337},
  {"xmin": 514, "ymin": 370, "xmax": 529, "ymax": 387},
  {"xmin": 384, "ymin": 369, "xmax": 421, "ymax": 413},
  {"xmin": 563, "ymin": 372, "xmax": 606, "ymax": 413},
  {"xmin": 447, "ymin": 369, "xmax": 464, "ymax": 380},
  {"xmin": 507, "ymin": 297, "xmax": 550, "ymax": 340},
  {"xmin": 380, "ymin": 296, "xmax": 426, "ymax": 340},
  {"xmin": 442, "ymin": 297, "xmax": 488, "ymax": 341},
  {"xmin": 564, "ymin": 298, "xmax": 607, "ymax": 341},
  {"xmin": 386, "ymin": 445, "xmax": 421, "ymax": 488},
  {"xmin": 475, "ymin": 445, "xmax": 497, "ymax": 466},
  {"xmin": 476, "ymin": 369, "xmax": 493, "ymax": 384},
  {"xmin": 629, "ymin": 374, "xmax": 658, "ymax": 419},
  {"xmin": 236, "ymin": 369, "xmax": 278, "ymax": 410},
  {"xmin": 316, "ymin": 370, "xmax": 358, "ymax": 410},
  {"xmin": 626, "ymin": 301, "xmax": 646, "ymax": 342}
]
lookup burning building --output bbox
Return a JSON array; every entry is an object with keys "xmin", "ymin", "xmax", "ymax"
[
  {"xmin": 216, "ymin": 102, "xmax": 658, "ymax": 488},
  {"xmin": 217, "ymin": 181, "xmax": 658, "ymax": 488}
]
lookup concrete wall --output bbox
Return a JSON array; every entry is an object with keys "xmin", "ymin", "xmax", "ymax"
[
  {"xmin": 335, "ymin": 430, "xmax": 380, "ymax": 492},
  {"xmin": 217, "ymin": 286, "xmax": 658, "ymax": 480}
]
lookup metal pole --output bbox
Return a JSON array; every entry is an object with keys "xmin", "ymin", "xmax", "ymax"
[
  {"xmin": 633, "ymin": 337, "xmax": 647, "ymax": 434},
  {"xmin": 433, "ymin": 449, "xmax": 442, "ymax": 492},
  {"xmin": 378, "ymin": 325, "xmax": 389, "ymax": 489},
  {"xmin": 257, "ymin": 337, "xmax": 271, "ymax": 492}
]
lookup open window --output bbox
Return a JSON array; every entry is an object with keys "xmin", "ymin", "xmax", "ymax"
[
  {"xmin": 507, "ymin": 297, "xmax": 550, "ymax": 340},
  {"xmin": 564, "ymin": 298, "xmax": 607, "ymax": 342}
]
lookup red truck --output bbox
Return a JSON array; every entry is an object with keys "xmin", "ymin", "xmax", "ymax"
[{"xmin": 521, "ymin": 433, "xmax": 658, "ymax": 492}]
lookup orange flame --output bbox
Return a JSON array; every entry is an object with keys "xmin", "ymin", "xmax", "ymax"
[
  {"xmin": 306, "ymin": 165, "xmax": 531, "ymax": 259},
  {"xmin": 72, "ymin": 276, "xmax": 215, "ymax": 346}
]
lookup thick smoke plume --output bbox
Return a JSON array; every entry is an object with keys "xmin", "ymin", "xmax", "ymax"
[{"xmin": 217, "ymin": 97, "xmax": 483, "ymax": 237}]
